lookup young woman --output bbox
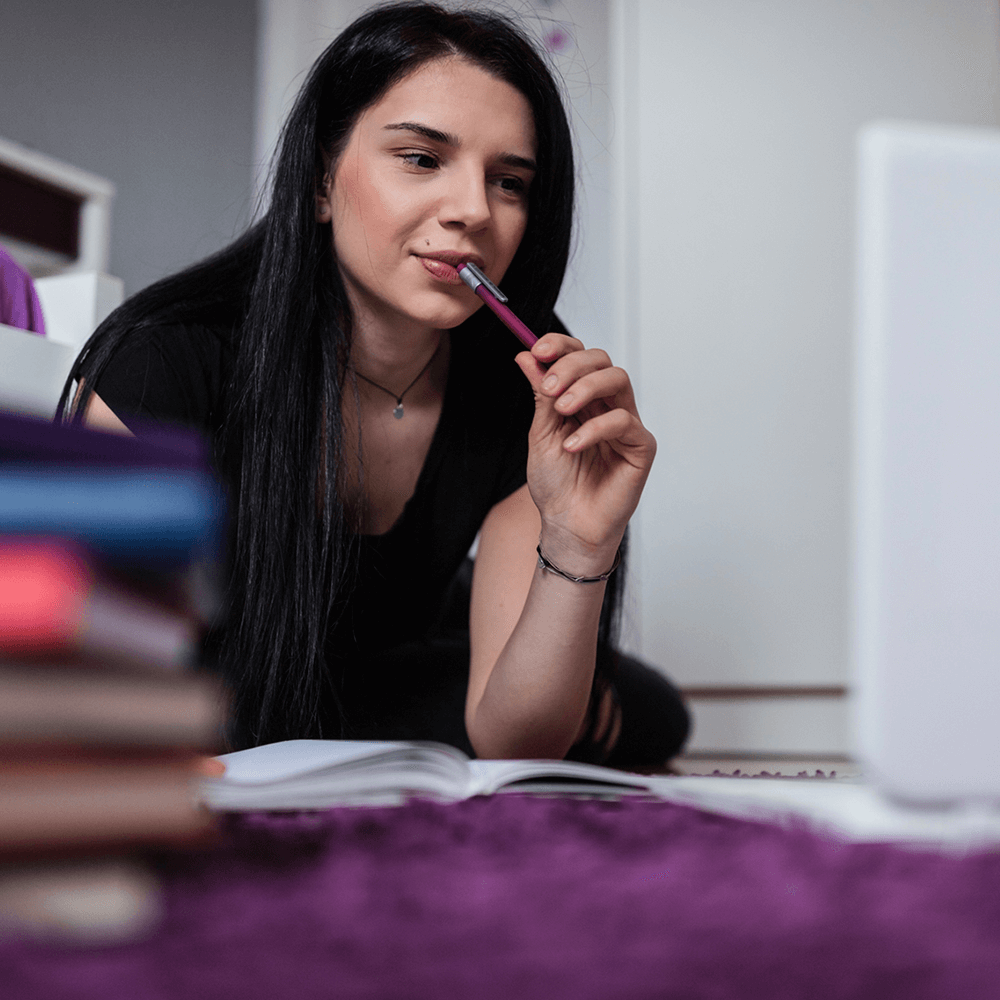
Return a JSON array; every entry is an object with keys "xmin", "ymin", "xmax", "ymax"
[{"xmin": 62, "ymin": 3, "xmax": 690, "ymax": 766}]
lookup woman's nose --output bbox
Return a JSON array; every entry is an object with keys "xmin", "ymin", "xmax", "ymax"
[{"xmin": 438, "ymin": 168, "xmax": 491, "ymax": 231}]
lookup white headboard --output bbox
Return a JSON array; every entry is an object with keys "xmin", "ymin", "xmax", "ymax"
[{"xmin": 0, "ymin": 135, "xmax": 115, "ymax": 278}]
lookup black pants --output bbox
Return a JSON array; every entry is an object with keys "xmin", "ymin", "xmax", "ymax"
[{"xmin": 340, "ymin": 567, "xmax": 691, "ymax": 768}]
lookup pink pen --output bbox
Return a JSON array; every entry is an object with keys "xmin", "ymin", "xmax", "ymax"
[{"xmin": 457, "ymin": 262, "xmax": 538, "ymax": 348}]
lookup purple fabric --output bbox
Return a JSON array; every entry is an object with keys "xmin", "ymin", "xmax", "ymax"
[
  {"xmin": 2, "ymin": 794, "xmax": 1000, "ymax": 999},
  {"xmin": 0, "ymin": 247, "xmax": 46, "ymax": 336}
]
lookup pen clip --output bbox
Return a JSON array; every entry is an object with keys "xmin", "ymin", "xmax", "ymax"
[{"xmin": 457, "ymin": 262, "xmax": 508, "ymax": 303}]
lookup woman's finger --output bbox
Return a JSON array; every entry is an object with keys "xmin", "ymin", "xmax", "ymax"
[
  {"xmin": 530, "ymin": 332, "xmax": 585, "ymax": 366},
  {"xmin": 553, "ymin": 365, "xmax": 636, "ymax": 417},
  {"xmin": 537, "ymin": 347, "xmax": 614, "ymax": 398},
  {"xmin": 516, "ymin": 352, "xmax": 595, "ymax": 449},
  {"xmin": 514, "ymin": 351, "xmax": 573, "ymax": 435},
  {"xmin": 563, "ymin": 407, "xmax": 656, "ymax": 463},
  {"xmin": 514, "ymin": 349, "xmax": 551, "ymax": 394},
  {"xmin": 515, "ymin": 344, "xmax": 599, "ymax": 403}
]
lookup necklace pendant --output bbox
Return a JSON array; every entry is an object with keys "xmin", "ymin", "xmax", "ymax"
[{"xmin": 393, "ymin": 403, "xmax": 404, "ymax": 420}]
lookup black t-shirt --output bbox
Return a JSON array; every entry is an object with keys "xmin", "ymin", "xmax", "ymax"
[
  {"xmin": 92, "ymin": 323, "xmax": 232, "ymax": 435},
  {"xmin": 93, "ymin": 320, "xmax": 535, "ymax": 669}
]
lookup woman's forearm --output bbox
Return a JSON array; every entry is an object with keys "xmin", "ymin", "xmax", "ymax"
[
  {"xmin": 467, "ymin": 324, "xmax": 655, "ymax": 760},
  {"xmin": 466, "ymin": 546, "xmax": 614, "ymax": 760}
]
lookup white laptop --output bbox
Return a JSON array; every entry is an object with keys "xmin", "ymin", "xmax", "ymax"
[{"xmin": 853, "ymin": 121, "xmax": 1000, "ymax": 806}]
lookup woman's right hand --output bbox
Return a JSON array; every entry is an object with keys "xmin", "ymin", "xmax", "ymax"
[{"xmin": 514, "ymin": 333, "xmax": 656, "ymax": 576}]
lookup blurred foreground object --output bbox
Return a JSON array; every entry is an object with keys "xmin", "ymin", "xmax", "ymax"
[
  {"xmin": 853, "ymin": 122, "xmax": 1000, "ymax": 807},
  {"xmin": 0, "ymin": 412, "xmax": 227, "ymax": 942},
  {"xmin": 0, "ymin": 857, "xmax": 160, "ymax": 945}
]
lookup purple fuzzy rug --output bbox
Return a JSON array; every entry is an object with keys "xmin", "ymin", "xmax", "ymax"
[{"xmin": 2, "ymin": 794, "xmax": 1000, "ymax": 999}]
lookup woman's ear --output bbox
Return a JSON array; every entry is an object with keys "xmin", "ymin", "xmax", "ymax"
[{"xmin": 315, "ymin": 172, "xmax": 333, "ymax": 223}]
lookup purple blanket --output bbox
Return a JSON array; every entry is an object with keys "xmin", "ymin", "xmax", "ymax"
[
  {"xmin": 0, "ymin": 247, "xmax": 46, "ymax": 336},
  {"xmin": 2, "ymin": 794, "xmax": 1000, "ymax": 998}
]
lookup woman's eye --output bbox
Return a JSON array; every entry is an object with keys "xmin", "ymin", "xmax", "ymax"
[
  {"xmin": 496, "ymin": 176, "xmax": 527, "ymax": 195},
  {"xmin": 400, "ymin": 152, "xmax": 439, "ymax": 170}
]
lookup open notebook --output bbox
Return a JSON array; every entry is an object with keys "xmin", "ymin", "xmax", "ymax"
[
  {"xmin": 201, "ymin": 739, "xmax": 661, "ymax": 810},
  {"xmin": 199, "ymin": 739, "xmax": 1000, "ymax": 849}
]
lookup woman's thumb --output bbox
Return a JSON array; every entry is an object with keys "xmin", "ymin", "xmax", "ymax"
[{"xmin": 514, "ymin": 351, "xmax": 565, "ymax": 438}]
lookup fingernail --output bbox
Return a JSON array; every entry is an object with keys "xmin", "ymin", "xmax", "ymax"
[
  {"xmin": 557, "ymin": 392, "xmax": 575, "ymax": 408},
  {"xmin": 542, "ymin": 374, "xmax": 558, "ymax": 390},
  {"xmin": 565, "ymin": 434, "xmax": 580, "ymax": 449}
]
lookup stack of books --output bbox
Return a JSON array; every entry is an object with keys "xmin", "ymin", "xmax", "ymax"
[{"xmin": 0, "ymin": 411, "xmax": 226, "ymax": 939}]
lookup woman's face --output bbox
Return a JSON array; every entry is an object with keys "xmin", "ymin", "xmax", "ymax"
[{"xmin": 318, "ymin": 56, "xmax": 537, "ymax": 336}]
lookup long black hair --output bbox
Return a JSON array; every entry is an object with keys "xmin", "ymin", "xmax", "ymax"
[{"xmin": 60, "ymin": 2, "xmax": 624, "ymax": 749}]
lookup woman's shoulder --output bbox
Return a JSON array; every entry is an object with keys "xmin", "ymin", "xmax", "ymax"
[
  {"xmin": 112, "ymin": 318, "xmax": 234, "ymax": 348},
  {"xmin": 92, "ymin": 319, "xmax": 235, "ymax": 435}
]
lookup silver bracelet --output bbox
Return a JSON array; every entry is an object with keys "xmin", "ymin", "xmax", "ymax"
[{"xmin": 535, "ymin": 544, "xmax": 622, "ymax": 584}]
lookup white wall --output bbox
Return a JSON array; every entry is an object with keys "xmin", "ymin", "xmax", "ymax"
[
  {"xmin": 614, "ymin": 0, "xmax": 1000, "ymax": 751},
  {"xmin": 0, "ymin": 0, "xmax": 258, "ymax": 297}
]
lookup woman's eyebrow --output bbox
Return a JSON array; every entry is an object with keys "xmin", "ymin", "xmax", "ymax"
[
  {"xmin": 384, "ymin": 121, "xmax": 456, "ymax": 145},
  {"xmin": 498, "ymin": 152, "xmax": 537, "ymax": 173},
  {"xmin": 383, "ymin": 121, "xmax": 537, "ymax": 172}
]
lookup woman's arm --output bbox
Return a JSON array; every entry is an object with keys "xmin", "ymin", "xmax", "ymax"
[
  {"xmin": 468, "ymin": 483, "xmax": 611, "ymax": 759},
  {"xmin": 466, "ymin": 334, "xmax": 656, "ymax": 759},
  {"xmin": 80, "ymin": 391, "xmax": 133, "ymax": 435}
]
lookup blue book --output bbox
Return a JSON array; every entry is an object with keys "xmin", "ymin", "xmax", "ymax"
[
  {"xmin": 0, "ymin": 411, "xmax": 224, "ymax": 566},
  {"xmin": 0, "ymin": 467, "xmax": 224, "ymax": 566}
]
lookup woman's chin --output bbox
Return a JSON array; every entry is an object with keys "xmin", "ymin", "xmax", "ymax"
[{"xmin": 400, "ymin": 296, "xmax": 479, "ymax": 332}]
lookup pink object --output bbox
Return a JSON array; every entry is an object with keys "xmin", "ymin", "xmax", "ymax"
[
  {"xmin": 0, "ymin": 539, "xmax": 91, "ymax": 649},
  {"xmin": 543, "ymin": 27, "xmax": 571, "ymax": 54},
  {"xmin": 458, "ymin": 262, "xmax": 538, "ymax": 349},
  {"xmin": 0, "ymin": 537, "xmax": 195, "ymax": 669}
]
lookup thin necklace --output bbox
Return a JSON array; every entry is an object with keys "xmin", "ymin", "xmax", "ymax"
[{"xmin": 350, "ymin": 342, "xmax": 440, "ymax": 420}]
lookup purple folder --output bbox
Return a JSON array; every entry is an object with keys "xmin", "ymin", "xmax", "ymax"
[
  {"xmin": 0, "ymin": 409, "xmax": 211, "ymax": 471},
  {"xmin": 0, "ymin": 246, "xmax": 46, "ymax": 336}
]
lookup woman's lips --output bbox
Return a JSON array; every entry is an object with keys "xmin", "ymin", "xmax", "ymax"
[
  {"xmin": 415, "ymin": 253, "xmax": 485, "ymax": 285},
  {"xmin": 418, "ymin": 256, "xmax": 463, "ymax": 284}
]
